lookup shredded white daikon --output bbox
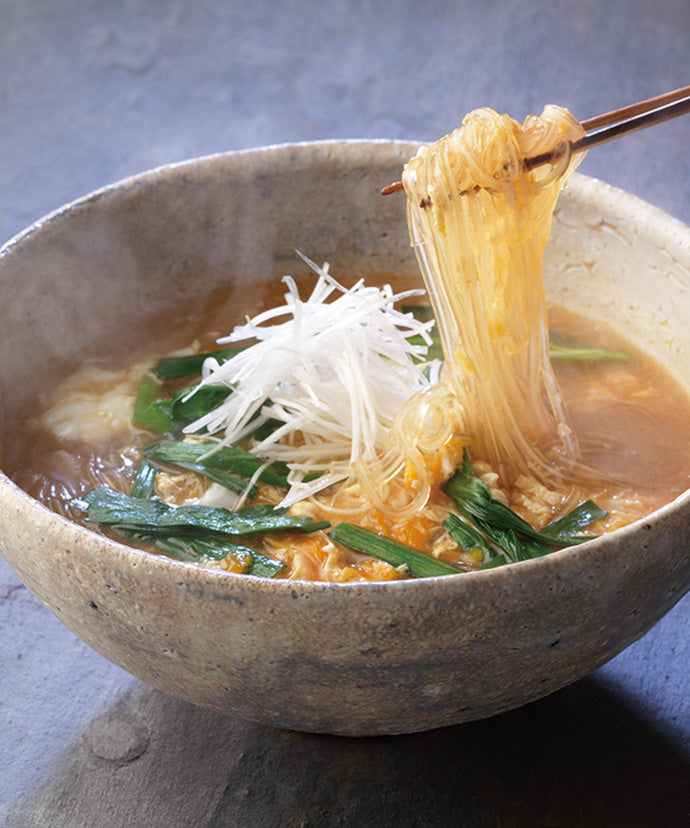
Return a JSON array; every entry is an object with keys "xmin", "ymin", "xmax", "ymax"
[{"xmin": 184, "ymin": 254, "xmax": 438, "ymax": 506}]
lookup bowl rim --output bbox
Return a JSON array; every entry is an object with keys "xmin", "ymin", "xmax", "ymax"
[
  {"xmin": 0, "ymin": 139, "xmax": 420, "ymax": 259},
  {"xmin": 1, "ymin": 140, "xmax": 690, "ymax": 597},
  {"xmin": 4, "ymin": 138, "xmax": 689, "ymax": 257}
]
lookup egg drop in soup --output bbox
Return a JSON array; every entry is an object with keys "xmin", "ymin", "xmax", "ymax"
[{"xmin": 5, "ymin": 106, "xmax": 690, "ymax": 581}]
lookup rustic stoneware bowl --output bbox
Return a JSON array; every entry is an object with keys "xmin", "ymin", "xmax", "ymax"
[{"xmin": 1, "ymin": 141, "xmax": 689, "ymax": 735}]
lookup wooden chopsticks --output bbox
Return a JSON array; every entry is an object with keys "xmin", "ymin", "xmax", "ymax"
[
  {"xmin": 582, "ymin": 84, "xmax": 690, "ymax": 131},
  {"xmin": 381, "ymin": 85, "xmax": 690, "ymax": 195}
]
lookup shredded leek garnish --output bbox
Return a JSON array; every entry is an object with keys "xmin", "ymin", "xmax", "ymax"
[{"xmin": 181, "ymin": 254, "xmax": 439, "ymax": 507}]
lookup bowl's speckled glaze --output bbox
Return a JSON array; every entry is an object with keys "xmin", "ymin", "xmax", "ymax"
[{"xmin": 0, "ymin": 141, "xmax": 688, "ymax": 735}]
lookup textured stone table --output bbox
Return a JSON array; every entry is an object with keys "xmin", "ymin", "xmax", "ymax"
[{"xmin": 1, "ymin": 1, "xmax": 688, "ymax": 825}]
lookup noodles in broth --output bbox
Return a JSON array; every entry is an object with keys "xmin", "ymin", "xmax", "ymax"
[{"xmin": 5, "ymin": 106, "xmax": 690, "ymax": 581}]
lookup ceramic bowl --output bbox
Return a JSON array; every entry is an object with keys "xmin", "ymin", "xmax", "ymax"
[{"xmin": 1, "ymin": 141, "xmax": 688, "ymax": 735}]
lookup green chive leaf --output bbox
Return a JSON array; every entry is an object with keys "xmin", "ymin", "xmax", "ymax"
[
  {"xmin": 548, "ymin": 333, "xmax": 631, "ymax": 363},
  {"xmin": 168, "ymin": 385, "xmax": 232, "ymax": 426},
  {"xmin": 539, "ymin": 499, "xmax": 606, "ymax": 542},
  {"xmin": 443, "ymin": 449, "xmax": 604, "ymax": 563},
  {"xmin": 151, "ymin": 347, "xmax": 245, "ymax": 380},
  {"xmin": 74, "ymin": 487, "xmax": 330, "ymax": 536},
  {"xmin": 142, "ymin": 440, "xmax": 290, "ymax": 489},
  {"xmin": 130, "ymin": 459, "xmax": 158, "ymax": 500},
  {"xmin": 330, "ymin": 523, "xmax": 463, "ymax": 578},
  {"xmin": 144, "ymin": 535, "xmax": 285, "ymax": 576},
  {"xmin": 133, "ymin": 374, "xmax": 175, "ymax": 434}
]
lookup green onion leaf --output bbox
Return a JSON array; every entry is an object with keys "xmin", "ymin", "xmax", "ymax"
[
  {"xmin": 133, "ymin": 374, "xmax": 175, "ymax": 434},
  {"xmin": 143, "ymin": 535, "xmax": 285, "ymax": 577},
  {"xmin": 151, "ymin": 347, "xmax": 244, "ymax": 380},
  {"xmin": 548, "ymin": 333, "xmax": 631, "ymax": 362},
  {"xmin": 443, "ymin": 450, "xmax": 589, "ymax": 549},
  {"xmin": 142, "ymin": 440, "xmax": 290, "ymax": 489},
  {"xmin": 130, "ymin": 459, "xmax": 158, "ymax": 499},
  {"xmin": 400, "ymin": 304, "xmax": 435, "ymax": 323},
  {"xmin": 143, "ymin": 441, "xmax": 258, "ymax": 498},
  {"xmin": 400, "ymin": 310, "xmax": 632, "ymax": 365},
  {"xmin": 74, "ymin": 487, "xmax": 330, "ymax": 536},
  {"xmin": 472, "ymin": 519, "xmax": 548, "ymax": 562},
  {"xmin": 330, "ymin": 523, "xmax": 463, "ymax": 578},
  {"xmin": 477, "ymin": 554, "xmax": 509, "ymax": 570},
  {"xmin": 442, "ymin": 449, "xmax": 605, "ymax": 564},
  {"xmin": 442, "ymin": 512, "xmax": 492, "ymax": 556},
  {"xmin": 402, "ymin": 305, "xmax": 443, "ymax": 362},
  {"xmin": 133, "ymin": 377, "xmax": 232, "ymax": 436},
  {"xmin": 167, "ymin": 385, "xmax": 232, "ymax": 426},
  {"xmin": 539, "ymin": 499, "xmax": 606, "ymax": 542},
  {"xmin": 442, "ymin": 450, "xmax": 536, "ymax": 537},
  {"xmin": 548, "ymin": 344, "xmax": 632, "ymax": 362},
  {"xmin": 169, "ymin": 462, "xmax": 259, "ymax": 498}
]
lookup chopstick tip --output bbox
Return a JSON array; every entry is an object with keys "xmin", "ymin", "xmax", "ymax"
[{"xmin": 381, "ymin": 181, "xmax": 404, "ymax": 196}]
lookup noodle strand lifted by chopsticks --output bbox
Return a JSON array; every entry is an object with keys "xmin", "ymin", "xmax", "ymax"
[{"xmin": 361, "ymin": 106, "xmax": 587, "ymax": 515}]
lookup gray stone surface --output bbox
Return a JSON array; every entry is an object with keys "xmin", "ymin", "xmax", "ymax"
[{"xmin": 1, "ymin": 0, "xmax": 688, "ymax": 825}]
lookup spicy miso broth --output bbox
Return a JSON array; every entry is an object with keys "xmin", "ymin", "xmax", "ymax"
[
  {"xmin": 4, "ymin": 105, "xmax": 690, "ymax": 582},
  {"xmin": 3, "ymin": 273, "xmax": 690, "ymax": 582}
]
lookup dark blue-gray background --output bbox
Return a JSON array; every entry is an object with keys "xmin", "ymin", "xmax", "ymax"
[{"xmin": 1, "ymin": 1, "xmax": 688, "ymax": 825}]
